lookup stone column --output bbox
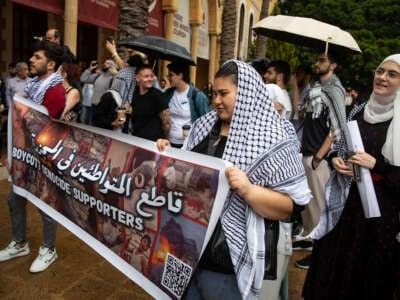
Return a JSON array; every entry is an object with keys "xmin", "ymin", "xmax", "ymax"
[
  {"xmin": 162, "ymin": 0, "xmax": 178, "ymax": 77},
  {"xmin": 207, "ymin": 0, "xmax": 222, "ymax": 83},
  {"xmin": 64, "ymin": 0, "xmax": 78, "ymax": 54},
  {"xmin": 189, "ymin": 0, "xmax": 203, "ymax": 84},
  {"xmin": 208, "ymin": 33, "xmax": 218, "ymax": 83}
]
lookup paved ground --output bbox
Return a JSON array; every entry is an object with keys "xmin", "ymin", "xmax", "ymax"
[{"xmin": 0, "ymin": 167, "xmax": 308, "ymax": 299}]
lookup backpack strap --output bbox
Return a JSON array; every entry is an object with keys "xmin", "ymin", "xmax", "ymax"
[{"xmin": 191, "ymin": 87, "xmax": 199, "ymax": 116}]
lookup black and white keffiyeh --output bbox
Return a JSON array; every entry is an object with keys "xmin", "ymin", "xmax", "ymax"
[
  {"xmin": 110, "ymin": 66, "xmax": 136, "ymax": 105},
  {"xmin": 305, "ymin": 74, "xmax": 346, "ymax": 141},
  {"xmin": 183, "ymin": 60, "xmax": 310, "ymax": 299},
  {"xmin": 24, "ymin": 72, "xmax": 64, "ymax": 104},
  {"xmin": 310, "ymin": 102, "xmax": 363, "ymax": 240}
]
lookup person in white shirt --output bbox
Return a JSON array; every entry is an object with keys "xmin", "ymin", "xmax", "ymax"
[
  {"xmin": 164, "ymin": 62, "xmax": 210, "ymax": 148},
  {"xmin": 264, "ymin": 60, "xmax": 292, "ymax": 119},
  {"xmin": 262, "ymin": 60, "xmax": 295, "ymax": 300}
]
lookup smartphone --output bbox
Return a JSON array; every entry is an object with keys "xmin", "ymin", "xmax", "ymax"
[
  {"xmin": 107, "ymin": 35, "xmax": 114, "ymax": 43},
  {"xmin": 344, "ymin": 150, "xmax": 355, "ymax": 160},
  {"xmin": 344, "ymin": 150, "xmax": 361, "ymax": 181}
]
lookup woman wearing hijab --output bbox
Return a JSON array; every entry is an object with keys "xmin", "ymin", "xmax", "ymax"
[
  {"xmin": 157, "ymin": 60, "xmax": 311, "ymax": 299},
  {"xmin": 303, "ymin": 54, "xmax": 400, "ymax": 300}
]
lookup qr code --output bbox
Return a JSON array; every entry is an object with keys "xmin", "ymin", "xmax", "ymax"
[{"xmin": 161, "ymin": 253, "xmax": 193, "ymax": 298}]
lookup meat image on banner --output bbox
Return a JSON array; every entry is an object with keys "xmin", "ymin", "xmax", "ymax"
[{"xmin": 9, "ymin": 95, "xmax": 231, "ymax": 299}]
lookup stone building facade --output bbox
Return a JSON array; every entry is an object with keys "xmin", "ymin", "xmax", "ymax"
[{"xmin": 1, "ymin": 0, "xmax": 273, "ymax": 87}]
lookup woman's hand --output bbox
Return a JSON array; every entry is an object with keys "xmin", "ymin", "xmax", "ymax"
[
  {"xmin": 347, "ymin": 151, "xmax": 376, "ymax": 170},
  {"xmin": 156, "ymin": 139, "xmax": 171, "ymax": 152},
  {"xmin": 332, "ymin": 156, "xmax": 353, "ymax": 176},
  {"xmin": 123, "ymin": 104, "xmax": 133, "ymax": 115},
  {"xmin": 225, "ymin": 166, "xmax": 252, "ymax": 199},
  {"xmin": 111, "ymin": 117, "xmax": 125, "ymax": 127},
  {"xmin": 63, "ymin": 111, "xmax": 73, "ymax": 122},
  {"xmin": 105, "ymin": 40, "xmax": 117, "ymax": 55}
]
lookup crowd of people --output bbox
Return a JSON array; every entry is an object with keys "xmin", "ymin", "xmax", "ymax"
[{"xmin": 0, "ymin": 26, "xmax": 398, "ymax": 300}]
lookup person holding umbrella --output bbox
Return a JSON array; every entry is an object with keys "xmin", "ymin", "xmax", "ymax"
[
  {"xmin": 302, "ymin": 54, "xmax": 400, "ymax": 300},
  {"xmin": 293, "ymin": 51, "xmax": 347, "ymax": 269},
  {"xmin": 164, "ymin": 62, "xmax": 210, "ymax": 148}
]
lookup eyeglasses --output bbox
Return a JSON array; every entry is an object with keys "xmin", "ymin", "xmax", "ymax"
[
  {"xmin": 316, "ymin": 57, "xmax": 329, "ymax": 63},
  {"xmin": 374, "ymin": 68, "xmax": 400, "ymax": 79}
]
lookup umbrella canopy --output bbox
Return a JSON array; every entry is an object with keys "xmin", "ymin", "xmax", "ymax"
[
  {"xmin": 253, "ymin": 15, "xmax": 361, "ymax": 54},
  {"xmin": 119, "ymin": 35, "xmax": 196, "ymax": 65}
]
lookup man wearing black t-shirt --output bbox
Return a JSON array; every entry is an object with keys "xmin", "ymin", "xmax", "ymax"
[
  {"xmin": 294, "ymin": 52, "xmax": 346, "ymax": 269},
  {"xmin": 131, "ymin": 65, "xmax": 170, "ymax": 141}
]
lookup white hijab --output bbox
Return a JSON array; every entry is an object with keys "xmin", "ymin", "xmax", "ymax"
[{"xmin": 364, "ymin": 54, "xmax": 400, "ymax": 166}]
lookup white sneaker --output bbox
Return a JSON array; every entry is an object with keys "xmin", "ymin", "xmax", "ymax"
[
  {"xmin": 0, "ymin": 241, "xmax": 30, "ymax": 262},
  {"xmin": 29, "ymin": 246, "xmax": 58, "ymax": 273}
]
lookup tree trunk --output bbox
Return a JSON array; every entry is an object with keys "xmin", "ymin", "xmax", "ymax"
[
  {"xmin": 254, "ymin": 0, "xmax": 270, "ymax": 58},
  {"xmin": 220, "ymin": 1, "xmax": 238, "ymax": 64},
  {"xmin": 118, "ymin": 0, "xmax": 150, "ymax": 40}
]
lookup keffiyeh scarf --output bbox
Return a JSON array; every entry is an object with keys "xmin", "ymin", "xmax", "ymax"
[
  {"xmin": 310, "ymin": 103, "xmax": 362, "ymax": 240},
  {"xmin": 305, "ymin": 74, "xmax": 346, "ymax": 141},
  {"xmin": 183, "ymin": 60, "xmax": 310, "ymax": 299},
  {"xmin": 24, "ymin": 72, "xmax": 64, "ymax": 104},
  {"xmin": 110, "ymin": 66, "xmax": 136, "ymax": 105}
]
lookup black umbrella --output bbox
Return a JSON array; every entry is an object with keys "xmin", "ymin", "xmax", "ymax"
[{"xmin": 119, "ymin": 35, "xmax": 196, "ymax": 66}]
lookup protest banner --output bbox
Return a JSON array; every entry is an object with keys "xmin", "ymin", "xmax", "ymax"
[{"xmin": 9, "ymin": 95, "xmax": 231, "ymax": 299}]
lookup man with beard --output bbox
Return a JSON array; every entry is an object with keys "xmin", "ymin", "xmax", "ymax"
[
  {"xmin": 0, "ymin": 40, "xmax": 66, "ymax": 272},
  {"xmin": 264, "ymin": 60, "xmax": 292, "ymax": 119},
  {"xmin": 80, "ymin": 59, "xmax": 117, "ymax": 123},
  {"xmin": 294, "ymin": 52, "xmax": 346, "ymax": 269}
]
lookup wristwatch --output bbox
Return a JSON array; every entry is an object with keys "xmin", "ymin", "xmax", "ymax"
[{"xmin": 312, "ymin": 155, "xmax": 323, "ymax": 163}]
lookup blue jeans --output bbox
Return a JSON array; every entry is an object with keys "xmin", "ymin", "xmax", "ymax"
[
  {"xmin": 80, "ymin": 105, "xmax": 91, "ymax": 125},
  {"xmin": 183, "ymin": 268, "xmax": 242, "ymax": 300},
  {"xmin": 8, "ymin": 190, "xmax": 57, "ymax": 248}
]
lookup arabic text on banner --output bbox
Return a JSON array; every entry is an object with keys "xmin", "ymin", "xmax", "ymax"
[{"xmin": 9, "ymin": 95, "xmax": 231, "ymax": 299}]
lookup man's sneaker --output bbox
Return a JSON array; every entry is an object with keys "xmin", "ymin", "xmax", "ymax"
[
  {"xmin": 0, "ymin": 241, "xmax": 30, "ymax": 262},
  {"xmin": 292, "ymin": 221, "xmax": 303, "ymax": 237},
  {"xmin": 292, "ymin": 240, "xmax": 313, "ymax": 251},
  {"xmin": 295, "ymin": 254, "xmax": 311, "ymax": 270},
  {"xmin": 29, "ymin": 246, "xmax": 58, "ymax": 273}
]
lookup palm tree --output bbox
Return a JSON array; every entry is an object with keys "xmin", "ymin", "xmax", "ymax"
[
  {"xmin": 254, "ymin": 0, "xmax": 270, "ymax": 58},
  {"xmin": 220, "ymin": 1, "xmax": 237, "ymax": 64},
  {"xmin": 118, "ymin": 0, "xmax": 150, "ymax": 40}
]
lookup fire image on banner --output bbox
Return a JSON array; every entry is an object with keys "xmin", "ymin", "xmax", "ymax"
[{"xmin": 9, "ymin": 96, "xmax": 231, "ymax": 299}]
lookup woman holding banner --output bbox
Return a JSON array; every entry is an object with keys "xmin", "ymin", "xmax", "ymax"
[
  {"xmin": 157, "ymin": 60, "xmax": 311, "ymax": 299},
  {"xmin": 302, "ymin": 54, "xmax": 400, "ymax": 300}
]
